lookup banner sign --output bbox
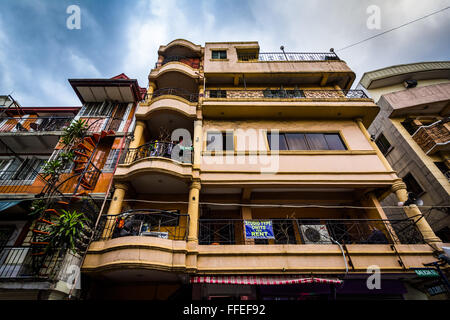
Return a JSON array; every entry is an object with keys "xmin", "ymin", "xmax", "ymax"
[{"xmin": 244, "ymin": 220, "xmax": 275, "ymax": 239}]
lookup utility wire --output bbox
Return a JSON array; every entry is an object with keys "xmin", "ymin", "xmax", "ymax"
[{"xmin": 336, "ymin": 6, "xmax": 450, "ymax": 52}]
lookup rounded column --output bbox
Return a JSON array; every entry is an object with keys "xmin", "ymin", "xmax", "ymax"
[
  {"xmin": 187, "ymin": 180, "xmax": 201, "ymax": 242},
  {"xmin": 101, "ymin": 182, "xmax": 129, "ymax": 239},
  {"xmin": 391, "ymin": 180, "xmax": 441, "ymax": 243},
  {"xmin": 130, "ymin": 120, "xmax": 146, "ymax": 149}
]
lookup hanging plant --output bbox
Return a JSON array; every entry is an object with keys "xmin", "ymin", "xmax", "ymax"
[
  {"xmin": 61, "ymin": 119, "xmax": 88, "ymax": 146},
  {"xmin": 46, "ymin": 209, "xmax": 89, "ymax": 255}
]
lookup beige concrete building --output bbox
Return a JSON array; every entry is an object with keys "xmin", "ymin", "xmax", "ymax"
[
  {"xmin": 359, "ymin": 62, "xmax": 450, "ymax": 243},
  {"xmin": 82, "ymin": 40, "xmax": 449, "ymax": 300}
]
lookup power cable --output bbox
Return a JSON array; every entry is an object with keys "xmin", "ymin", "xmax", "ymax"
[{"xmin": 336, "ymin": 6, "xmax": 450, "ymax": 52}]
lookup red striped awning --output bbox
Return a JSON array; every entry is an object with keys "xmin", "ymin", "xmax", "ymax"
[{"xmin": 190, "ymin": 276, "xmax": 343, "ymax": 285}]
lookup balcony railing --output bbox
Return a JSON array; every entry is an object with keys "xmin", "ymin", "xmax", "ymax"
[
  {"xmin": 205, "ymin": 89, "xmax": 368, "ymax": 100},
  {"xmin": 198, "ymin": 218, "xmax": 424, "ymax": 245},
  {"xmin": 155, "ymin": 56, "xmax": 201, "ymax": 69},
  {"xmin": 412, "ymin": 119, "xmax": 450, "ymax": 155},
  {"xmin": 120, "ymin": 140, "xmax": 193, "ymax": 165},
  {"xmin": 238, "ymin": 52, "xmax": 340, "ymax": 62},
  {"xmin": 0, "ymin": 247, "xmax": 80, "ymax": 279},
  {"xmin": 148, "ymin": 88, "xmax": 199, "ymax": 103},
  {"xmin": 0, "ymin": 116, "xmax": 73, "ymax": 133},
  {"xmin": 94, "ymin": 209, "xmax": 189, "ymax": 241}
]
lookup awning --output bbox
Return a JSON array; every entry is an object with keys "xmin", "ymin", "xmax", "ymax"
[
  {"xmin": 190, "ymin": 276, "xmax": 343, "ymax": 285},
  {"xmin": 0, "ymin": 200, "xmax": 23, "ymax": 213}
]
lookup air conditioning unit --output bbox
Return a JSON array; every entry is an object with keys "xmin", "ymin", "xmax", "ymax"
[{"xmin": 299, "ymin": 224, "xmax": 332, "ymax": 244}]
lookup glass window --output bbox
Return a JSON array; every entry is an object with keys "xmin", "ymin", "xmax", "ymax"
[
  {"xmin": 207, "ymin": 132, "xmax": 234, "ymax": 151},
  {"xmin": 285, "ymin": 133, "xmax": 308, "ymax": 150},
  {"xmin": 267, "ymin": 133, "xmax": 288, "ymax": 150},
  {"xmin": 403, "ymin": 173, "xmax": 424, "ymax": 196},
  {"xmin": 324, "ymin": 134, "xmax": 346, "ymax": 150},
  {"xmin": 305, "ymin": 133, "xmax": 328, "ymax": 150},
  {"xmin": 267, "ymin": 133, "xmax": 346, "ymax": 151},
  {"xmin": 212, "ymin": 50, "xmax": 227, "ymax": 59},
  {"xmin": 375, "ymin": 133, "xmax": 391, "ymax": 155}
]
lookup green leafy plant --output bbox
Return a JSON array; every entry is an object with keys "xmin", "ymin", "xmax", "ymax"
[
  {"xmin": 61, "ymin": 119, "xmax": 88, "ymax": 146},
  {"xmin": 58, "ymin": 150, "xmax": 75, "ymax": 163},
  {"xmin": 29, "ymin": 199, "xmax": 46, "ymax": 216},
  {"xmin": 46, "ymin": 209, "xmax": 89, "ymax": 254},
  {"xmin": 41, "ymin": 159, "xmax": 63, "ymax": 178}
]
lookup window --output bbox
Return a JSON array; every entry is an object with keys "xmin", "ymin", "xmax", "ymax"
[
  {"xmin": 267, "ymin": 132, "xmax": 346, "ymax": 151},
  {"xmin": 0, "ymin": 225, "xmax": 15, "ymax": 247},
  {"xmin": 0, "ymin": 158, "xmax": 46, "ymax": 182},
  {"xmin": 206, "ymin": 131, "xmax": 234, "ymax": 151},
  {"xmin": 103, "ymin": 149, "xmax": 121, "ymax": 172},
  {"xmin": 79, "ymin": 101, "xmax": 116, "ymax": 117},
  {"xmin": 434, "ymin": 162, "xmax": 449, "ymax": 178},
  {"xmin": 211, "ymin": 50, "xmax": 227, "ymax": 59},
  {"xmin": 401, "ymin": 120, "xmax": 418, "ymax": 136},
  {"xmin": 403, "ymin": 173, "xmax": 424, "ymax": 196},
  {"xmin": 209, "ymin": 90, "xmax": 227, "ymax": 98},
  {"xmin": 375, "ymin": 133, "xmax": 392, "ymax": 155}
]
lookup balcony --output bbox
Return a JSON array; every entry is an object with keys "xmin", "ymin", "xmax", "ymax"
[
  {"xmin": 198, "ymin": 218, "xmax": 423, "ymax": 245},
  {"xmin": 149, "ymin": 88, "xmax": 199, "ymax": 103},
  {"xmin": 237, "ymin": 52, "xmax": 340, "ymax": 62},
  {"xmin": 412, "ymin": 119, "xmax": 450, "ymax": 155},
  {"xmin": 0, "ymin": 116, "xmax": 73, "ymax": 133},
  {"xmin": 155, "ymin": 56, "xmax": 201, "ymax": 69},
  {"xmin": 205, "ymin": 89, "xmax": 369, "ymax": 100},
  {"xmin": 120, "ymin": 141, "xmax": 193, "ymax": 165}
]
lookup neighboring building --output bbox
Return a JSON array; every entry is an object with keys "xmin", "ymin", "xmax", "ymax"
[
  {"xmin": 0, "ymin": 74, "xmax": 144, "ymax": 299},
  {"xmin": 358, "ymin": 62, "xmax": 450, "ymax": 243},
  {"xmin": 82, "ymin": 40, "xmax": 448, "ymax": 300}
]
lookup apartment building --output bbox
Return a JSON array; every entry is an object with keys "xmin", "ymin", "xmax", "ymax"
[
  {"xmin": 358, "ymin": 62, "xmax": 450, "ymax": 243},
  {"xmin": 80, "ymin": 40, "xmax": 449, "ymax": 300},
  {"xmin": 0, "ymin": 74, "xmax": 144, "ymax": 299}
]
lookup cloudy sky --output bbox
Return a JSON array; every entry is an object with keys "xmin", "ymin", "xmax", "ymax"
[{"xmin": 0, "ymin": 0, "xmax": 449, "ymax": 106}]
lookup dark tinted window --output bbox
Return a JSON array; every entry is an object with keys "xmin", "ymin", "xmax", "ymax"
[
  {"xmin": 403, "ymin": 173, "xmax": 424, "ymax": 196},
  {"xmin": 207, "ymin": 132, "xmax": 234, "ymax": 151},
  {"xmin": 267, "ymin": 133, "xmax": 346, "ymax": 151},
  {"xmin": 209, "ymin": 90, "xmax": 227, "ymax": 98},
  {"xmin": 212, "ymin": 50, "xmax": 227, "ymax": 59},
  {"xmin": 375, "ymin": 133, "xmax": 392, "ymax": 155},
  {"xmin": 267, "ymin": 133, "xmax": 288, "ymax": 150}
]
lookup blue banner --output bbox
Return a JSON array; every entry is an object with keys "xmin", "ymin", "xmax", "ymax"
[{"xmin": 244, "ymin": 220, "xmax": 275, "ymax": 239}]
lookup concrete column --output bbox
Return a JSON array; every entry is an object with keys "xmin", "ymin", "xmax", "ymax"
[
  {"xmin": 101, "ymin": 182, "xmax": 129, "ymax": 239},
  {"xmin": 147, "ymin": 82, "xmax": 156, "ymax": 101},
  {"xmin": 193, "ymin": 120, "xmax": 202, "ymax": 169},
  {"xmin": 130, "ymin": 120, "xmax": 146, "ymax": 149},
  {"xmin": 391, "ymin": 180, "xmax": 442, "ymax": 243},
  {"xmin": 187, "ymin": 180, "xmax": 201, "ymax": 242}
]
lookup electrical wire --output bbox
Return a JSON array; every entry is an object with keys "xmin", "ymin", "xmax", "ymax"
[{"xmin": 336, "ymin": 6, "xmax": 450, "ymax": 52}]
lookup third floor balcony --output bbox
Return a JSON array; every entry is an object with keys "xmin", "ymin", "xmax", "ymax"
[{"xmin": 412, "ymin": 118, "xmax": 450, "ymax": 155}]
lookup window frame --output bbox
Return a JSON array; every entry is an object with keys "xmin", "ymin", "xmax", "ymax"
[
  {"xmin": 375, "ymin": 132, "xmax": 393, "ymax": 156},
  {"xmin": 266, "ymin": 131, "xmax": 348, "ymax": 151},
  {"xmin": 205, "ymin": 130, "xmax": 235, "ymax": 153},
  {"xmin": 211, "ymin": 50, "xmax": 227, "ymax": 60}
]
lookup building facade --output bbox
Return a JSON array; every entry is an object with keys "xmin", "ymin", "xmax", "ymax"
[
  {"xmin": 0, "ymin": 74, "xmax": 143, "ymax": 299},
  {"xmin": 81, "ymin": 40, "xmax": 448, "ymax": 300},
  {"xmin": 358, "ymin": 62, "xmax": 450, "ymax": 243}
]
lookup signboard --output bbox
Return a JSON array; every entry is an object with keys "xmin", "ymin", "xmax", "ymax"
[
  {"xmin": 427, "ymin": 284, "xmax": 447, "ymax": 296},
  {"xmin": 244, "ymin": 220, "xmax": 275, "ymax": 239},
  {"xmin": 414, "ymin": 268, "xmax": 439, "ymax": 278}
]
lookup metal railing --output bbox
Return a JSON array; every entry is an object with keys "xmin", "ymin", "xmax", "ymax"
[
  {"xmin": 155, "ymin": 56, "xmax": 201, "ymax": 69},
  {"xmin": 0, "ymin": 116, "xmax": 73, "ymax": 133},
  {"xmin": 94, "ymin": 209, "xmax": 190, "ymax": 241},
  {"xmin": 238, "ymin": 52, "xmax": 340, "ymax": 62},
  {"xmin": 205, "ymin": 89, "xmax": 369, "ymax": 99},
  {"xmin": 148, "ymin": 88, "xmax": 199, "ymax": 103},
  {"xmin": 120, "ymin": 140, "xmax": 193, "ymax": 165},
  {"xmin": 198, "ymin": 218, "xmax": 424, "ymax": 245}
]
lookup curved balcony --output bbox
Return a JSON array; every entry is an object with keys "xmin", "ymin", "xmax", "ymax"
[
  {"xmin": 136, "ymin": 93, "xmax": 197, "ymax": 119},
  {"xmin": 155, "ymin": 56, "xmax": 200, "ymax": 69},
  {"xmin": 158, "ymin": 39, "xmax": 202, "ymax": 56},
  {"xmin": 115, "ymin": 141, "xmax": 193, "ymax": 193},
  {"xmin": 149, "ymin": 61, "xmax": 200, "ymax": 85}
]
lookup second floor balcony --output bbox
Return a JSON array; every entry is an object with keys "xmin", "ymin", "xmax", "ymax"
[
  {"xmin": 0, "ymin": 116, "xmax": 73, "ymax": 133},
  {"xmin": 120, "ymin": 140, "xmax": 193, "ymax": 165}
]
